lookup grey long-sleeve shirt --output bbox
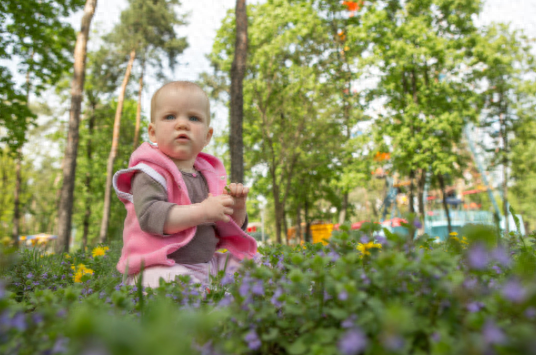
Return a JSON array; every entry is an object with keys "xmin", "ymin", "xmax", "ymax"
[{"xmin": 131, "ymin": 170, "xmax": 248, "ymax": 264}]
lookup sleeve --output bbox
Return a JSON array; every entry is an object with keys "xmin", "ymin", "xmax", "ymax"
[{"xmin": 131, "ymin": 172, "xmax": 176, "ymax": 235}]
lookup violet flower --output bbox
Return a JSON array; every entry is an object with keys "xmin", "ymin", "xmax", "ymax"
[
  {"xmin": 221, "ymin": 273, "xmax": 234, "ymax": 286},
  {"xmin": 466, "ymin": 301, "xmax": 484, "ymax": 313},
  {"xmin": 502, "ymin": 280, "xmax": 527, "ymax": 303},
  {"xmin": 338, "ymin": 290, "xmax": 349, "ymax": 301},
  {"xmin": 244, "ymin": 329, "xmax": 261, "ymax": 350},
  {"xmin": 467, "ymin": 243, "xmax": 489, "ymax": 270},
  {"xmin": 491, "ymin": 246, "xmax": 511, "ymax": 267},
  {"xmin": 338, "ymin": 328, "xmax": 368, "ymax": 355},
  {"xmin": 413, "ymin": 219, "xmax": 422, "ymax": 229},
  {"xmin": 482, "ymin": 320, "xmax": 506, "ymax": 345},
  {"xmin": 341, "ymin": 314, "xmax": 357, "ymax": 329},
  {"xmin": 252, "ymin": 281, "xmax": 264, "ymax": 296}
]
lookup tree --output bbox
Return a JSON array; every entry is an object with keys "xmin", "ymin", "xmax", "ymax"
[
  {"xmin": 0, "ymin": 0, "xmax": 84, "ymax": 151},
  {"xmin": 98, "ymin": 0, "xmax": 188, "ymax": 243},
  {"xmin": 229, "ymin": 0, "xmax": 248, "ymax": 184},
  {"xmin": 355, "ymin": 0, "xmax": 482, "ymax": 229},
  {"xmin": 473, "ymin": 23, "xmax": 536, "ymax": 234},
  {"xmin": 209, "ymin": 0, "xmax": 348, "ymax": 243},
  {"xmin": 56, "ymin": 0, "xmax": 98, "ymax": 253}
]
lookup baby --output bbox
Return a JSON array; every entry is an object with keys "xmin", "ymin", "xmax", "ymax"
[{"xmin": 113, "ymin": 81, "xmax": 258, "ymax": 288}]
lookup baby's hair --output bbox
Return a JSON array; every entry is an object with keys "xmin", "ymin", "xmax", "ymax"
[{"xmin": 150, "ymin": 81, "xmax": 211, "ymax": 124}]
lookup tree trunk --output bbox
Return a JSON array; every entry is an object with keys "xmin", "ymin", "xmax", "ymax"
[
  {"xmin": 499, "ymin": 112, "xmax": 509, "ymax": 234},
  {"xmin": 417, "ymin": 169, "xmax": 426, "ymax": 229},
  {"xmin": 304, "ymin": 197, "xmax": 311, "ymax": 243},
  {"xmin": 437, "ymin": 174, "xmax": 452, "ymax": 235},
  {"xmin": 12, "ymin": 150, "xmax": 21, "ymax": 245},
  {"xmin": 82, "ymin": 101, "xmax": 97, "ymax": 250},
  {"xmin": 283, "ymin": 208, "xmax": 289, "ymax": 245},
  {"xmin": 99, "ymin": 49, "xmax": 136, "ymax": 243},
  {"xmin": 56, "ymin": 0, "xmax": 98, "ymax": 254},
  {"xmin": 133, "ymin": 61, "xmax": 145, "ymax": 150},
  {"xmin": 338, "ymin": 192, "xmax": 348, "ymax": 225},
  {"xmin": 408, "ymin": 169, "xmax": 415, "ymax": 213},
  {"xmin": 296, "ymin": 202, "xmax": 302, "ymax": 243},
  {"xmin": 229, "ymin": 0, "xmax": 248, "ymax": 184}
]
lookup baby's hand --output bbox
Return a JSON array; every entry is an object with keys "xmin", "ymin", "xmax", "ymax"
[
  {"xmin": 201, "ymin": 193, "xmax": 234, "ymax": 223},
  {"xmin": 223, "ymin": 183, "xmax": 249, "ymax": 210}
]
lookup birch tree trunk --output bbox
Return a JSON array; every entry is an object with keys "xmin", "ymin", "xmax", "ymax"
[
  {"xmin": 99, "ymin": 49, "xmax": 136, "ymax": 243},
  {"xmin": 229, "ymin": 0, "xmax": 247, "ymax": 184},
  {"xmin": 56, "ymin": 0, "xmax": 98, "ymax": 253},
  {"xmin": 438, "ymin": 174, "xmax": 452, "ymax": 234},
  {"xmin": 82, "ymin": 101, "xmax": 97, "ymax": 249},
  {"xmin": 338, "ymin": 192, "xmax": 348, "ymax": 225},
  {"xmin": 133, "ymin": 61, "xmax": 145, "ymax": 149}
]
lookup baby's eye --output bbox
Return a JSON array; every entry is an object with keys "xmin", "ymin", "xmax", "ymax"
[
  {"xmin": 165, "ymin": 114, "xmax": 175, "ymax": 120},
  {"xmin": 189, "ymin": 116, "xmax": 200, "ymax": 122}
]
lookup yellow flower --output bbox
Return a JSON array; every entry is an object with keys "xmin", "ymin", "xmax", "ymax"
[
  {"xmin": 72, "ymin": 264, "xmax": 94, "ymax": 283},
  {"xmin": 64, "ymin": 254, "xmax": 71, "ymax": 259},
  {"xmin": 449, "ymin": 232, "xmax": 458, "ymax": 236},
  {"xmin": 20, "ymin": 236, "xmax": 26, "ymax": 241},
  {"xmin": 356, "ymin": 241, "xmax": 382, "ymax": 256},
  {"xmin": 344, "ymin": 46, "xmax": 350, "ymax": 51},
  {"xmin": 217, "ymin": 249, "xmax": 228, "ymax": 253},
  {"xmin": 92, "ymin": 246, "xmax": 107, "ymax": 258},
  {"xmin": 103, "ymin": 246, "xmax": 109, "ymax": 251},
  {"xmin": 451, "ymin": 236, "xmax": 460, "ymax": 242},
  {"xmin": 1, "ymin": 236, "xmax": 12, "ymax": 246}
]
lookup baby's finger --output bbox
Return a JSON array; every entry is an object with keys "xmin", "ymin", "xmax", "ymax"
[
  {"xmin": 224, "ymin": 207, "xmax": 234, "ymax": 215},
  {"xmin": 223, "ymin": 214, "xmax": 231, "ymax": 223}
]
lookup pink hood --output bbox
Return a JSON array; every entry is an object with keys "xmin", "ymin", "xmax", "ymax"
[{"xmin": 113, "ymin": 142, "xmax": 257, "ymax": 275}]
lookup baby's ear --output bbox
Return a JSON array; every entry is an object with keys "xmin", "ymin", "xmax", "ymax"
[
  {"xmin": 204, "ymin": 127, "xmax": 214, "ymax": 146},
  {"xmin": 148, "ymin": 122, "xmax": 157, "ymax": 143}
]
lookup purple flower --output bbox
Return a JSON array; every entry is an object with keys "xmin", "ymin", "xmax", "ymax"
[
  {"xmin": 99, "ymin": 291, "xmax": 106, "ymax": 299},
  {"xmin": 360, "ymin": 273, "xmax": 370, "ymax": 286},
  {"xmin": 375, "ymin": 235, "xmax": 387, "ymax": 246},
  {"xmin": 338, "ymin": 328, "xmax": 368, "ymax": 355},
  {"xmin": 26, "ymin": 272, "xmax": 34, "ymax": 279},
  {"xmin": 328, "ymin": 251, "xmax": 340, "ymax": 262},
  {"xmin": 244, "ymin": 329, "xmax": 261, "ymax": 350},
  {"xmin": 384, "ymin": 335, "xmax": 404, "ymax": 350},
  {"xmin": 11, "ymin": 312, "xmax": 26, "ymax": 331},
  {"xmin": 463, "ymin": 277, "xmax": 478, "ymax": 290},
  {"xmin": 360, "ymin": 235, "xmax": 369, "ymax": 244},
  {"xmin": 221, "ymin": 273, "xmax": 234, "ymax": 286},
  {"xmin": 252, "ymin": 282, "xmax": 264, "ymax": 296},
  {"xmin": 525, "ymin": 307, "xmax": 536, "ymax": 319},
  {"xmin": 42, "ymin": 272, "xmax": 48, "ymax": 279},
  {"xmin": 502, "ymin": 280, "xmax": 527, "ymax": 303},
  {"xmin": 57, "ymin": 309, "xmax": 67, "ymax": 318},
  {"xmin": 482, "ymin": 320, "xmax": 506, "ymax": 345},
  {"xmin": 492, "ymin": 265, "xmax": 501, "ymax": 274},
  {"xmin": 33, "ymin": 282, "xmax": 40, "ymax": 286},
  {"xmin": 323, "ymin": 291, "xmax": 332, "ymax": 301},
  {"xmin": 271, "ymin": 288, "xmax": 283, "ymax": 308},
  {"xmin": 218, "ymin": 294, "xmax": 234, "ymax": 307},
  {"xmin": 341, "ymin": 314, "xmax": 357, "ymax": 328},
  {"xmin": 239, "ymin": 283, "xmax": 250, "ymax": 297},
  {"xmin": 32, "ymin": 313, "xmax": 43, "ymax": 325},
  {"xmin": 466, "ymin": 301, "xmax": 484, "ymax": 313},
  {"xmin": 413, "ymin": 219, "xmax": 422, "ymax": 229},
  {"xmin": 431, "ymin": 332, "xmax": 441, "ymax": 342},
  {"xmin": 52, "ymin": 337, "xmax": 69, "ymax": 354},
  {"xmin": 467, "ymin": 244, "xmax": 489, "ymax": 270},
  {"xmin": 491, "ymin": 247, "xmax": 511, "ymax": 267},
  {"xmin": 338, "ymin": 290, "xmax": 348, "ymax": 301}
]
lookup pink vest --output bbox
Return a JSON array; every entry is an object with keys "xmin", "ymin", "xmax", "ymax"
[{"xmin": 113, "ymin": 142, "xmax": 258, "ymax": 275}]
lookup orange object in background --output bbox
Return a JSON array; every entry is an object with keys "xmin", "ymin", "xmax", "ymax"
[
  {"xmin": 342, "ymin": 1, "xmax": 364, "ymax": 12},
  {"xmin": 374, "ymin": 152, "xmax": 391, "ymax": 162}
]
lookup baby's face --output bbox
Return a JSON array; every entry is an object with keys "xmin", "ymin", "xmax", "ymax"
[{"xmin": 149, "ymin": 86, "xmax": 213, "ymax": 165}]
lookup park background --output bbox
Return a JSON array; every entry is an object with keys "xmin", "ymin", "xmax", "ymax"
[{"xmin": 1, "ymin": 0, "xmax": 536, "ymax": 248}]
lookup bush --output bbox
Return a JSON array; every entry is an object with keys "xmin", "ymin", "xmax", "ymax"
[{"xmin": 1, "ymin": 223, "xmax": 536, "ymax": 354}]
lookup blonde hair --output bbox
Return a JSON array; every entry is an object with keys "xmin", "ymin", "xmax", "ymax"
[{"xmin": 150, "ymin": 81, "xmax": 211, "ymax": 123}]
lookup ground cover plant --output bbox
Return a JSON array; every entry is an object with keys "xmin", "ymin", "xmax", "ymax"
[{"xmin": 1, "ymin": 219, "xmax": 536, "ymax": 355}]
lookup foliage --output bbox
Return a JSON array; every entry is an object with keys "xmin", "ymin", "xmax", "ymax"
[
  {"xmin": 2, "ymin": 222, "xmax": 536, "ymax": 354},
  {"xmin": 0, "ymin": 0, "xmax": 85, "ymax": 151}
]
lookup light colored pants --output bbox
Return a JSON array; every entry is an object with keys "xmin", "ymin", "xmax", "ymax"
[{"xmin": 126, "ymin": 252, "xmax": 244, "ymax": 288}]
